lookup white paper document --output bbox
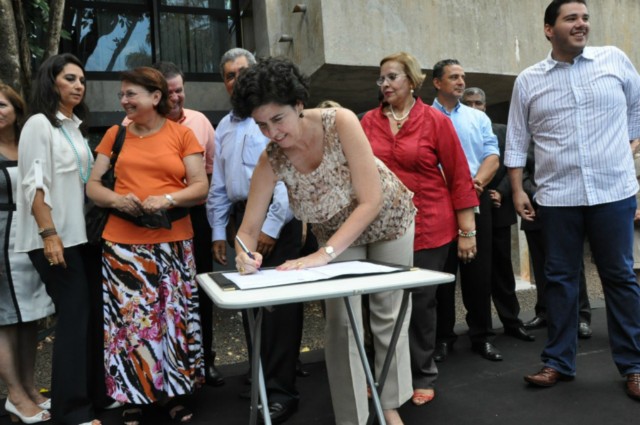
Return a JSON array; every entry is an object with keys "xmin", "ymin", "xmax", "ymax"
[{"xmin": 223, "ymin": 261, "xmax": 401, "ymax": 290}]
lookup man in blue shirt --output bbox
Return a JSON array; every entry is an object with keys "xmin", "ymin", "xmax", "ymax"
[
  {"xmin": 462, "ymin": 87, "xmax": 535, "ymax": 344},
  {"xmin": 431, "ymin": 60, "xmax": 501, "ymax": 362},
  {"xmin": 506, "ymin": 0, "xmax": 640, "ymax": 401},
  {"xmin": 206, "ymin": 48, "xmax": 307, "ymax": 422}
]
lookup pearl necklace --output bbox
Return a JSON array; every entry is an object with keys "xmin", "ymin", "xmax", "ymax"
[
  {"xmin": 60, "ymin": 127, "xmax": 92, "ymax": 183},
  {"xmin": 390, "ymin": 98, "xmax": 416, "ymax": 129}
]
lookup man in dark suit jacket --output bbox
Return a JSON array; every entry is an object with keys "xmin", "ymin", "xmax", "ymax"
[{"xmin": 463, "ymin": 88, "xmax": 534, "ymax": 342}]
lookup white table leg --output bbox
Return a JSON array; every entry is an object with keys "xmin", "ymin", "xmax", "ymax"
[
  {"xmin": 366, "ymin": 290, "xmax": 411, "ymax": 425},
  {"xmin": 343, "ymin": 297, "xmax": 386, "ymax": 425},
  {"xmin": 247, "ymin": 308, "xmax": 271, "ymax": 425}
]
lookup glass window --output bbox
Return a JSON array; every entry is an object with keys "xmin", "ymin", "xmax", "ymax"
[
  {"xmin": 77, "ymin": 9, "xmax": 152, "ymax": 71},
  {"xmin": 159, "ymin": 13, "xmax": 232, "ymax": 73},
  {"xmin": 161, "ymin": 0, "xmax": 231, "ymax": 9},
  {"xmin": 66, "ymin": 0, "xmax": 239, "ymax": 76},
  {"xmin": 84, "ymin": 0, "xmax": 145, "ymax": 3}
]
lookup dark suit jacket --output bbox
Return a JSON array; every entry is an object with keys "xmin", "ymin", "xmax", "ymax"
[
  {"xmin": 520, "ymin": 142, "xmax": 542, "ymax": 232},
  {"xmin": 486, "ymin": 123, "xmax": 517, "ymax": 228}
]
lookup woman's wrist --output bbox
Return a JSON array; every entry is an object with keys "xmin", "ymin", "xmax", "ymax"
[
  {"xmin": 458, "ymin": 229, "xmax": 477, "ymax": 238},
  {"xmin": 38, "ymin": 227, "xmax": 57, "ymax": 239},
  {"xmin": 318, "ymin": 246, "xmax": 337, "ymax": 261},
  {"xmin": 164, "ymin": 194, "xmax": 177, "ymax": 208}
]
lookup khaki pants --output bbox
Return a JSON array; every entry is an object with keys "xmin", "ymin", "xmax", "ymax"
[{"xmin": 324, "ymin": 221, "xmax": 414, "ymax": 425}]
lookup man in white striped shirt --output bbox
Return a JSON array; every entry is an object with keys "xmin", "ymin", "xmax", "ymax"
[{"xmin": 505, "ymin": 0, "xmax": 640, "ymax": 401}]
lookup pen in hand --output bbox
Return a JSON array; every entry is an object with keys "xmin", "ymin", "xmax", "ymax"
[{"xmin": 235, "ymin": 235, "xmax": 260, "ymax": 271}]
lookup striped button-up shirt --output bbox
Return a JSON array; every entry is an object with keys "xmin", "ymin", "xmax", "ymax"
[{"xmin": 505, "ymin": 46, "xmax": 640, "ymax": 206}]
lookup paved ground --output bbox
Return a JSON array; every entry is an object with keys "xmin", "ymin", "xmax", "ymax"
[{"xmin": 0, "ymin": 244, "xmax": 605, "ymax": 397}]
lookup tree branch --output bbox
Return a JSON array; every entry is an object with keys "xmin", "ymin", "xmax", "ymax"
[
  {"xmin": 0, "ymin": 0, "xmax": 22, "ymax": 92},
  {"xmin": 43, "ymin": 0, "xmax": 66, "ymax": 62}
]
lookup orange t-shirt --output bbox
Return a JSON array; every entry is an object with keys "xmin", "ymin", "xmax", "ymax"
[{"xmin": 95, "ymin": 120, "xmax": 204, "ymax": 244}]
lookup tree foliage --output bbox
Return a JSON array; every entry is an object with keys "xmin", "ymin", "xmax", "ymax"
[{"xmin": 0, "ymin": 0, "xmax": 68, "ymax": 100}]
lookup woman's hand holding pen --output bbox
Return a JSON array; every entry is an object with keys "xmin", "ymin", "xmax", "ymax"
[
  {"xmin": 235, "ymin": 235, "xmax": 262, "ymax": 274},
  {"xmin": 235, "ymin": 251, "xmax": 262, "ymax": 275}
]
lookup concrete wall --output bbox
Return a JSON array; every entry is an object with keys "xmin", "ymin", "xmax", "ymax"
[
  {"xmin": 261, "ymin": 0, "xmax": 640, "ymax": 75},
  {"xmin": 254, "ymin": 0, "xmax": 327, "ymax": 74}
]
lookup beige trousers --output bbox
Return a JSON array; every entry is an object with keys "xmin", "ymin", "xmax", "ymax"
[{"xmin": 324, "ymin": 221, "xmax": 414, "ymax": 425}]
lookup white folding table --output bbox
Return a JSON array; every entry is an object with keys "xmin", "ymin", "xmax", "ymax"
[{"xmin": 197, "ymin": 266, "xmax": 454, "ymax": 425}]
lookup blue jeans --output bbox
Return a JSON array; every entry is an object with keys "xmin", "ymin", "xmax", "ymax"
[{"xmin": 539, "ymin": 196, "xmax": 640, "ymax": 376}]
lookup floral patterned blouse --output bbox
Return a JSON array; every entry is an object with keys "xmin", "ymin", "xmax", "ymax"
[{"xmin": 266, "ymin": 108, "xmax": 416, "ymax": 246}]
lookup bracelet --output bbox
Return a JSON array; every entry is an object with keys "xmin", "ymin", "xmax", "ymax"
[
  {"xmin": 458, "ymin": 229, "xmax": 477, "ymax": 238},
  {"xmin": 38, "ymin": 228, "xmax": 57, "ymax": 238}
]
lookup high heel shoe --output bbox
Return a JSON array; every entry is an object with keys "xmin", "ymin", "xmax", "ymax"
[
  {"xmin": 37, "ymin": 399, "xmax": 51, "ymax": 410},
  {"xmin": 4, "ymin": 398, "xmax": 51, "ymax": 423}
]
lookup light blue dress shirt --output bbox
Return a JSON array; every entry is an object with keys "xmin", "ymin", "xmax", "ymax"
[
  {"xmin": 505, "ymin": 46, "xmax": 640, "ymax": 207},
  {"xmin": 206, "ymin": 111, "xmax": 293, "ymax": 241},
  {"xmin": 432, "ymin": 99, "xmax": 499, "ymax": 176}
]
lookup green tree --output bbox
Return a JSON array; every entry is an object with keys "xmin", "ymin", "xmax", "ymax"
[{"xmin": 0, "ymin": 0, "xmax": 67, "ymax": 100}]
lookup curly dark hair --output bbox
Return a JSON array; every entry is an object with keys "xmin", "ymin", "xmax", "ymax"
[{"xmin": 231, "ymin": 57, "xmax": 309, "ymax": 119}]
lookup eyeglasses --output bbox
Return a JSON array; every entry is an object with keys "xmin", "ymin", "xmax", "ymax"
[
  {"xmin": 117, "ymin": 91, "xmax": 142, "ymax": 100},
  {"xmin": 376, "ymin": 73, "xmax": 406, "ymax": 86}
]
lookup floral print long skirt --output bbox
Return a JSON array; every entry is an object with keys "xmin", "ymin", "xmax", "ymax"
[{"xmin": 103, "ymin": 240, "xmax": 204, "ymax": 404}]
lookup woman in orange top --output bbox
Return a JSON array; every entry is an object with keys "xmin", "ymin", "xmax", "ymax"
[{"xmin": 86, "ymin": 67, "xmax": 208, "ymax": 424}]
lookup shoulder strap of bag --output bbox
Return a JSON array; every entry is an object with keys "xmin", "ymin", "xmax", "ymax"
[{"xmin": 110, "ymin": 125, "xmax": 126, "ymax": 166}]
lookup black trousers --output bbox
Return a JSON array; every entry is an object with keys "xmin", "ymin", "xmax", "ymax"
[
  {"xmin": 435, "ymin": 243, "xmax": 459, "ymax": 344},
  {"xmin": 436, "ymin": 191, "xmax": 494, "ymax": 345},
  {"xmin": 29, "ymin": 245, "xmax": 98, "ymax": 424},
  {"xmin": 190, "ymin": 204, "xmax": 215, "ymax": 365},
  {"xmin": 234, "ymin": 206, "xmax": 305, "ymax": 404},
  {"xmin": 525, "ymin": 228, "xmax": 591, "ymax": 323},
  {"xmin": 410, "ymin": 243, "xmax": 451, "ymax": 388},
  {"xmin": 490, "ymin": 225, "xmax": 523, "ymax": 329}
]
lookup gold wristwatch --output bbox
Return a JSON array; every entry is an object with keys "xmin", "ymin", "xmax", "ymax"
[{"xmin": 323, "ymin": 246, "xmax": 337, "ymax": 260}]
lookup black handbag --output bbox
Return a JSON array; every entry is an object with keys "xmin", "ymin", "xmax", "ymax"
[
  {"xmin": 110, "ymin": 204, "xmax": 190, "ymax": 229},
  {"xmin": 85, "ymin": 125, "xmax": 126, "ymax": 245}
]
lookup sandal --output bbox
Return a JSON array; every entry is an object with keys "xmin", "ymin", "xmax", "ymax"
[
  {"xmin": 411, "ymin": 389, "xmax": 435, "ymax": 406},
  {"xmin": 122, "ymin": 407, "xmax": 142, "ymax": 425},
  {"xmin": 164, "ymin": 397, "xmax": 193, "ymax": 423}
]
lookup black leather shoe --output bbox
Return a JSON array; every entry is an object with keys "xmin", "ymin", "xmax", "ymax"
[
  {"xmin": 205, "ymin": 364, "xmax": 225, "ymax": 387},
  {"xmin": 578, "ymin": 322, "xmax": 593, "ymax": 339},
  {"xmin": 433, "ymin": 342, "xmax": 453, "ymax": 363},
  {"xmin": 523, "ymin": 316, "xmax": 547, "ymax": 330},
  {"xmin": 296, "ymin": 359, "xmax": 311, "ymax": 377},
  {"xmin": 472, "ymin": 342, "xmax": 503, "ymax": 361},
  {"xmin": 259, "ymin": 401, "xmax": 298, "ymax": 424},
  {"xmin": 505, "ymin": 325, "xmax": 536, "ymax": 342}
]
